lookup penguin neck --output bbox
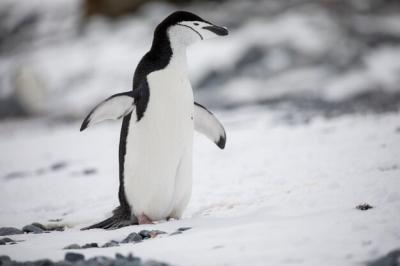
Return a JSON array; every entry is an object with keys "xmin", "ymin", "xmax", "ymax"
[{"xmin": 150, "ymin": 29, "xmax": 188, "ymax": 73}]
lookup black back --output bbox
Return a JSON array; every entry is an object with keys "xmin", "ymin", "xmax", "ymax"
[{"xmin": 118, "ymin": 11, "xmax": 207, "ymax": 216}]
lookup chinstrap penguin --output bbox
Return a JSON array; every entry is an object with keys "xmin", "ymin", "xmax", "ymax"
[{"xmin": 80, "ymin": 11, "xmax": 228, "ymax": 229}]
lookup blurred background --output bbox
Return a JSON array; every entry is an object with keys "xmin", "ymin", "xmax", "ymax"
[{"xmin": 1, "ymin": 0, "xmax": 400, "ymax": 123}]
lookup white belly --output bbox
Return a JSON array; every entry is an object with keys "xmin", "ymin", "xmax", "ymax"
[{"xmin": 124, "ymin": 67, "xmax": 194, "ymax": 220}]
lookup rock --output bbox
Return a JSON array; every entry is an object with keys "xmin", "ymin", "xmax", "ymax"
[
  {"xmin": 139, "ymin": 230, "xmax": 151, "ymax": 239},
  {"xmin": 102, "ymin": 240, "xmax": 119, "ymax": 248},
  {"xmin": 86, "ymin": 256, "xmax": 113, "ymax": 266},
  {"xmin": 31, "ymin": 223, "xmax": 47, "ymax": 231},
  {"xmin": 46, "ymin": 225, "xmax": 64, "ymax": 232},
  {"xmin": 169, "ymin": 231, "xmax": 182, "ymax": 236},
  {"xmin": 0, "ymin": 256, "xmax": 11, "ymax": 264},
  {"xmin": 22, "ymin": 224, "xmax": 44, "ymax": 234},
  {"xmin": 0, "ymin": 227, "xmax": 23, "ymax": 236},
  {"xmin": 177, "ymin": 227, "xmax": 192, "ymax": 232},
  {"xmin": 356, "ymin": 203, "xmax": 373, "ymax": 211},
  {"xmin": 4, "ymin": 171, "xmax": 28, "ymax": 180},
  {"xmin": 122, "ymin": 232, "xmax": 143, "ymax": 243},
  {"xmin": 0, "ymin": 239, "xmax": 5, "ymax": 245},
  {"xmin": 64, "ymin": 252, "xmax": 84, "ymax": 262},
  {"xmin": 143, "ymin": 260, "xmax": 169, "ymax": 266},
  {"xmin": 1, "ymin": 237, "xmax": 14, "ymax": 242},
  {"xmin": 33, "ymin": 259, "xmax": 53, "ymax": 266},
  {"xmin": 63, "ymin": 244, "xmax": 81, "ymax": 250},
  {"xmin": 81, "ymin": 243, "xmax": 98, "ymax": 249},
  {"xmin": 51, "ymin": 162, "xmax": 67, "ymax": 171},
  {"xmin": 367, "ymin": 249, "xmax": 400, "ymax": 266},
  {"xmin": 82, "ymin": 168, "xmax": 97, "ymax": 175}
]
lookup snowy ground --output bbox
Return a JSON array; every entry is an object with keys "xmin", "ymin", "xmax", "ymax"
[{"xmin": 0, "ymin": 108, "xmax": 399, "ymax": 265}]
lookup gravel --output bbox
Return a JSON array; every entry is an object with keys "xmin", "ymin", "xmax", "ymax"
[{"xmin": 0, "ymin": 253, "xmax": 170, "ymax": 266}]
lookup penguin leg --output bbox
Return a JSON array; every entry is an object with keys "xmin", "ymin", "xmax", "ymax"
[
  {"xmin": 81, "ymin": 206, "xmax": 138, "ymax": 230},
  {"xmin": 138, "ymin": 214, "xmax": 153, "ymax": 224}
]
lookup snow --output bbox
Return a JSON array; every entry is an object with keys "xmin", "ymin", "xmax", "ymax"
[{"xmin": 1, "ymin": 108, "xmax": 399, "ymax": 265}]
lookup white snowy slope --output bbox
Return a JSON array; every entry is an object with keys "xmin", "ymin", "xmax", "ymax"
[{"xmin": 0, "ymin": 109, "xmax": 399, "ymax": 266}]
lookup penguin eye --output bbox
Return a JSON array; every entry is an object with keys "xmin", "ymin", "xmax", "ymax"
[{"xmin": 194, "ymin": 22, "xmax": 199, "ymax": 26}]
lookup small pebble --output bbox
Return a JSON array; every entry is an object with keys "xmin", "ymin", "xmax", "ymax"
[
  {"xmin": 65, "ymin": 252, "xmax": 85, "ymax": 262},
  {"xmin": 82, "ymin": 168, "xmax": 97, "ymax": 176},
  {"xmin": 102, "ymin": 240, "xmax": 119, "ymax": 248},
  {"xmin": 63, "ymin": 244, "xmax": 81, "ymax": 250},
  {"xmin": 51, "ymin": 162, "xmax": 67, "ymax": 171},
  {"xmin": 4, "ymin": 171, "xmax": 28, "ymax": 180},
  {"xmin": 0, "ymin": 227, "xmax": 23, "ymax": 236},
  {"xmin": 81, "ymin": 243, "xmax": 98, "ymax": 249},
  {"xmin": 122, "ymin": 232, "xmax": 143, "ymax": 243},
  {"xmin": 22, "ymin": 224, "xmax": 44, "ymax": 234},
  {"xmin": 177, "ymin": 227, "xmax": 192, "ymax": 232},
  {"xmin": 356, "ymin": 203, "xmax": 373, "ymax": 211}
]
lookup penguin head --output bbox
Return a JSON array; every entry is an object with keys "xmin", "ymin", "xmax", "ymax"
[{"xmin": 155, "ymin": 11, "xmax": 228, "ymax": 48}]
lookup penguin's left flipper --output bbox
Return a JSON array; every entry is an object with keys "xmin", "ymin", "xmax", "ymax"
[
  {"xmin": 80, "ymin": 92, "xmax": 135, "ymax": 131},
  {"xmin": 194, "ymin": 102, "xmax": 226, "ymax": 149}
]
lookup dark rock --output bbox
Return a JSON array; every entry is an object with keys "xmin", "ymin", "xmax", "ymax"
[
  {"xmin": 169, "ymin": 231, "xmax": 182, "ymax": 236},
  {"xmin": 143, "ymin": 261, "xmax": 169, "ymax": 266},
  {"xmin": 0, "ymin": 256, "xmax": 11, "ymax": 264},
  {"xmin": 51, "ymin": 162, "xmax": 67, "ymax": 171},
  {"xmin": 102, "ymin": 240, "xmax": 119, "ymax": 248},
  {"xmin": 356, "ymin": 203, "xmax": 373, "ymax": 211},
  {"xmin": 46, "ymin": 225, "xmax": 64, "ymax": 232},
  {"xmin": 22, "ymin": 224, "xmax": 44, "ymax": 234},
  {"xmin": 64, "ymin": 253, "xmax": 84, "ymax": 262},
  {"xmin": 0, "ymin": 227, "xmax": 23, "ymax": 236},
  {"xmin": 32, "ymin": 259, "xmax": 53, "ymax": 266},
  {"xmin": 122, "ymin": 232, "xmax": 143, "ymax": 243},
  {"xmin": 0, "ymin": 239, "xmax": 5, "ymax": 245},
  {"xmin": 139, "ymin": 230, "xmax": 166, "ymax": 239},
  {"xmin": 82, "ymin": 168, "xmax": 97, "ymax": 176},
  {"xmin": 177, "ymin": 227, "xmax": 192, "ymax": 232},
  {"xmin": 139, "ymin": 230, "xmax": 151, "ymax": 239},
  {"xmin": 367, "ymin": 249, "xmax": 400, "ymax": 266},
  {"xmin": 63, "ymin": 244, "xmax": 80, "ymax": 250},
  {"xmin": 31, "ymin": 223, "xmax": 47, "ymax": 231},
  {"xmin": 48, "ymin": 219, "xmax": 62, "ymax": 222},
  {"xmin": 1, "ymin": 237, "xmax": 13, "ymax": 242},
  {"xmin": 81, "ymin": 243, "xmax": 98, "ymax": 249},
  {"xmin": 4, "ymin": 171, "xmax": 28, "ymax": 180}
]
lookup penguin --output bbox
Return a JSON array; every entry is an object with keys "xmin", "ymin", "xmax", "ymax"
[{"xmin": 80, "ymin": 11, "xmax": 228, "ymax": 229}]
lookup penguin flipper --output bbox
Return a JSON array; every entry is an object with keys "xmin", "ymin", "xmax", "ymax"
[
  {"xmin": 81, "ymin": 206, "xmax": 138, "ymax": 230},
  {"xmin": 194, "ymin": 102, "xmax": 226, "ymax": 149},
  {"xmin": 80, "ymin": 92, "xmax": 135, "ymax": 131}
]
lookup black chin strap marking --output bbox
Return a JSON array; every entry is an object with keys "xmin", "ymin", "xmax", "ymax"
[{"xmin": 177, "ymin": 23, "xmax": 203, "ymax": 40}]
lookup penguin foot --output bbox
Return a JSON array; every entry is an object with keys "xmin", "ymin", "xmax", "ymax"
[
  {"xmin": 81, "ymin": 206, "xmax": 137, "ymax": 230},
  {"xmin": 138, "ymin": 214, "xmax": 153, "ymax": 224}
]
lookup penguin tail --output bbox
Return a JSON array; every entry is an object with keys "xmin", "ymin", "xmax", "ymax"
[{"xmin": 81, "ymin": 206, "xmax": 137, "ymax": 230}]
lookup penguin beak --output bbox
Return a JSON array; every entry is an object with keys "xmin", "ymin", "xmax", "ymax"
[{"xmin": 202, "ymin": 25, "xmax": 229, "ymax": 36}]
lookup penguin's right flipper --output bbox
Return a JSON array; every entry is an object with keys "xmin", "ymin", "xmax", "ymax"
[
  {"xmin": 194, "ymin": 102, "xmax": 226, "ymax": 149},
  {"xmin": 80, "ymin": 92, "xmax": 135, "ymax": 131},
  {"xmin": 81, "ymin": 206, "xmax": 138, "ymax": 230}
]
